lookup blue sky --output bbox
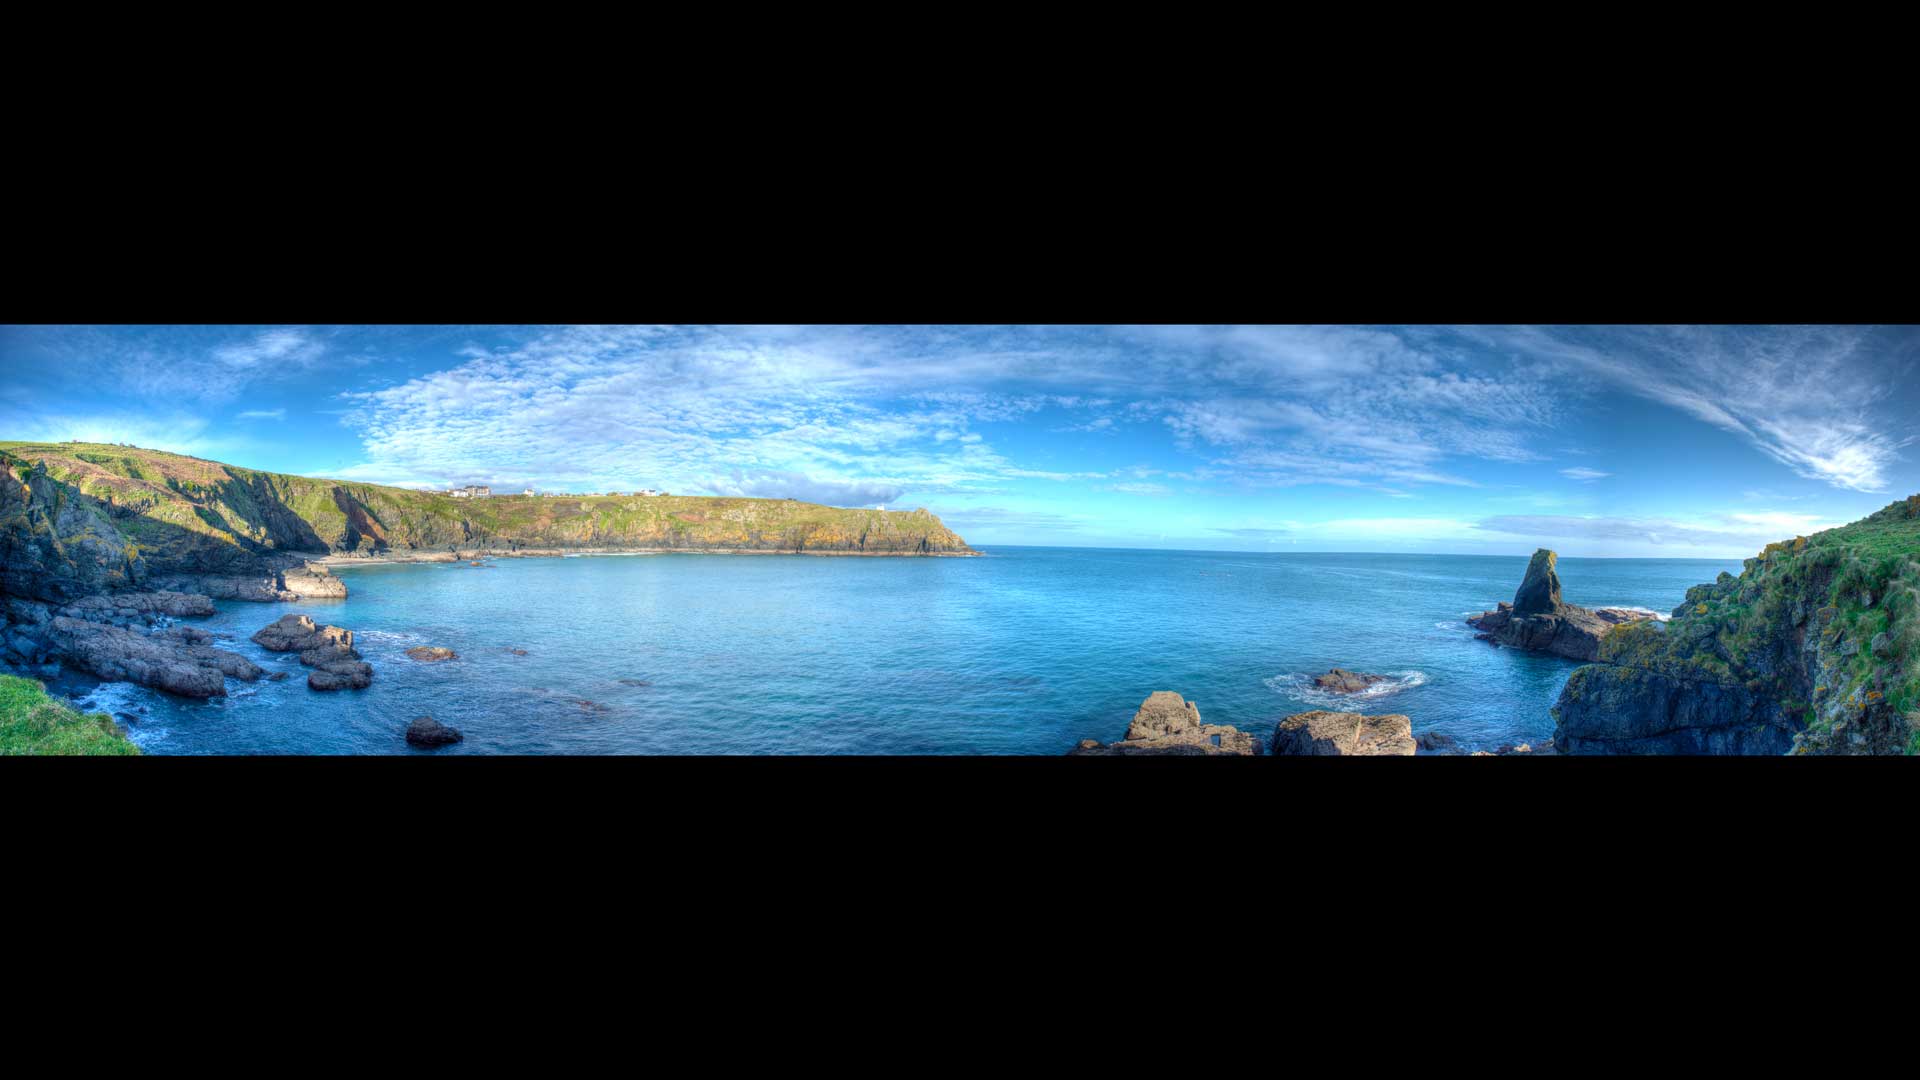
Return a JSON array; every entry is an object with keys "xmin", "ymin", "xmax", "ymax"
[{"xmin": 3, "ymin": 324, "xmax": 1917, "ymax": 557}]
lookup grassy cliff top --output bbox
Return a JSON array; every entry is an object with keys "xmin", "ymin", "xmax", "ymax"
[
  {"xmin": 0, "ymin": 440, "xmax": 974, "ymax": 562},
  {"xmin": 1599, "ymin": 492, "xmax": 1919, "ymax": 750},
  {"xmin": 0, "ymin": 675, "xmax": 140, "ymax": 755}
]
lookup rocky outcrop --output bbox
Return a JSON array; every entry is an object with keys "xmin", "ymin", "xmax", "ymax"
[
  {"xmin": 1552, "ymin": 495, "xmax": 1920, "ymax": 755},
  {"xmin": 42, "ymin": 616, "xmax": 262, "ymax": 697},
  {"xmin": 405, "ymin": 715, "xmax": 463, "ymax": 747},
  {"xmin": 1467, "ymin": 549, "xmax": 1656, "ymax": 662},
  {"xmin": 1068, "ymin": 691, "xmax": 1262, "ymax": 755},
  {"xmin": 1312, "ymin": 668, "xmax": 1388, "ymax": 693},
  {"xmin": 405, "ymin": 646, "xmax": 457, "ymax": 662},
  {"xmin": 251, "ymin": 614, "xmax": 373, "ymax": 692},
  {"xmin": 1271, "ymin": 711, "xmax": 1416, "ymax": 756}
]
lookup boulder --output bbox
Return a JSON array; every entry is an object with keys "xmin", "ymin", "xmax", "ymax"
[
  {"xmin": 1272, "ymin": 711, "xmax": 1416, "ymax": 756},
  {"xmin": 405, "ymin": 716, "xmax": 464, "ymax": 747},
  {"xmin": 252, "ymin": 613, "xmax": 354, "ymax": 654},
  {"xmin": 1068, "ymin": 691, "xmax": 1262, "ymax": 755},
  {"xmin": 1312, "ymin": 668, "xmax": 1388, "ymax": 694},
  {"xmin": 308, "ymin": 661, "xmax": 373, "ymax": 691},
  {"xmin": 1414, "ymin": 731, "xmax": 1458, "ymax": 754},
  {"xmin": 405, "ymin": 646, "xmax": 458, "ymax": 662}
]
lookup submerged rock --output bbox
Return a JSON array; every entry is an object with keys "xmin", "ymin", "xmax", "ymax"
[
  {"xmin": 405, "ymin": 715, "xmax": 463, "ymax": 747},
  {"xmin": 1466, "ymin": 549, "xmax": 1657, "ymax": 662},
  {"xmin": 1068, "ymin": 691, "xmax": 1262, "ymax": 755},
  {"xmin": 1312, "ymin": 668, "xmax": 1388, "ymax": 694},
  {"xmin": 1272, "ymin": 711, "xmax": 1416, "ymax": 756},
  {"xmin": 405, "ymin": 646, "xmax": 458, "ymax": 662}
]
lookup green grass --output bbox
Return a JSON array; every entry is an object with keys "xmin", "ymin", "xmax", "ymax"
[{"xmin": 0, "ymin": 675, "xmax": 141, "ymax": 755}]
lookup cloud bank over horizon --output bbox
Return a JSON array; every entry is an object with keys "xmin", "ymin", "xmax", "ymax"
[{"xmin": 3, "ymin": 323, "xmax": 1916, "ymax": 556}]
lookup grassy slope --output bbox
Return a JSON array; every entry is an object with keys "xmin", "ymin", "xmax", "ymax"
[
  {"xmin": 0, "ymin": 440, "xmax": 974, "ymax": 559},
  {"xmin": 1594, "ymin": 493, "xmax": 1920, "ymax": 752},
  {"xmin": 0, "ymin": 675, "xmax": 140, "ymax": 755}
]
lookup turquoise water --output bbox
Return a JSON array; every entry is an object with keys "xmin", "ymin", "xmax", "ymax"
[{"xmin": 83, "ymin": 547, "xmax": 1740, "ymax": 755}]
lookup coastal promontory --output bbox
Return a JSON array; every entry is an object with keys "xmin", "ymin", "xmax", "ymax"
[{"xmin": 1551, "ymin": 495, "xmax": 1919, "ymax": 755}]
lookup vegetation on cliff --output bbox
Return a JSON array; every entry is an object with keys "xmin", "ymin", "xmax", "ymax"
[
  {"xmin": 1554, "ymin": 494, "xmax": 1920, "ymax": 754},
  {"xmin": 0, "ymin": 441, "xmax": 975, "ymax": 596},
  {"xmin": 0, "ymin": 674, "xmax": 140, "ymax": 755}
]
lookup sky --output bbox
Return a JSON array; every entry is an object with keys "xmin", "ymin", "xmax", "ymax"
[{"xmin": 3, "ymin": 324, "xmax": 1917, "ymax": 558}]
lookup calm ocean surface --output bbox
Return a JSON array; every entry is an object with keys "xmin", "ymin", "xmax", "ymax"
[{"xmin": 86, "ymin": 547, "xmax": 1741, "ymax": 755}]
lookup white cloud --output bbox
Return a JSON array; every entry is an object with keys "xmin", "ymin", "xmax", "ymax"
[
  {"xmin": 1464, "ymin": 325, "xmax": 1913, "ymax": 493},
  {"xmin": 1560, "ymin": 466, "xmax": 1610, "ymax": 481},
  {"xmin": 236, "ymin": 408, "xmax": 286, "ymax": 421}
]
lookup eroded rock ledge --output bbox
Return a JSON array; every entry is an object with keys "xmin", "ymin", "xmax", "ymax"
[{"xmin": 1272, "ymin": 711, "xmax": 1415, "ymax": 756}]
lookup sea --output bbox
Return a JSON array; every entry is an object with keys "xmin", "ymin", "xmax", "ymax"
[{"xmin": 69, "ymin": 548, "xmax": 1741, "ymax": 755}]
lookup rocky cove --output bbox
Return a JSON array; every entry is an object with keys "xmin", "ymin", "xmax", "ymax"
[{"xmin": 5, "ymin": 442, "xmax": 1915, "ymax": 756}]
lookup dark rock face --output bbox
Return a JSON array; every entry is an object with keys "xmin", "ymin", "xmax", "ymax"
[
  {"xmin": 1467, "ymin": 549, "xmax": 1656, "ymax": 662},
  {"xmin": 1414, "ymin": 731, "xmax": 1458, "ymax": 754},
  {"xmin": 1553, "ymin": 662, "xmax": 1795, "ymax": 755},
  {"xmin": 309, "ymin": 661, "xmax": 373, "ymax": 691},
  {"xmin": 1272, "ymin": 711, "xmax": 1416, "ymax": 756},
  {"xmin": 405, "ymin": 716, "xmax": 463, "ymax": 747},
  {"xmin": 1312, "ymin": 668, "xmax": 1388, "ymax": 694},
  {"xmin": 42, "ymin": 616, "xmax": 262, "ymax": 698},
  {"xmin": 1068, "ymin": 691, "xmax": 1262, "ymax": 755},
  {"xmin": 1511, "ymin": 549, "xmax": 1562, "ymax": 616}
]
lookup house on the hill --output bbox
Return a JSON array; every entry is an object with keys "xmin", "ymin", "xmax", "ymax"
[{"xmin": 446, "ymin": 485, "xmax": 493, "ymax": 498}]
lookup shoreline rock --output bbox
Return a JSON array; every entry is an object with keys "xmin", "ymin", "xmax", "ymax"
[
  {"xmin": 1272, "ymin": 711, "xmax": 1416, "ymax": 756},
  {"xmin": 1068, "ymin": 691, "xmax": 1262, "ymax": 755}
]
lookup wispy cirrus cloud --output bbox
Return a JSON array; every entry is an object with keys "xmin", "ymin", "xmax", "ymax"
[
  {"xmin": 1463, "ymin": 325, "xmax": 1917, "ymax": 493},
  {"xmin": 1560, "ymin": 466, "xmax": 1610, "ymax": 481}
]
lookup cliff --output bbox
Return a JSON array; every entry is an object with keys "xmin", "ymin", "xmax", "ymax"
[
  {"xmin": 1551, "ymin": 495, "xmax": 1920, "ymax": 755},
  {"xmin": 0, "ymin": 441, "xmax": 977, "ymax": 600}
]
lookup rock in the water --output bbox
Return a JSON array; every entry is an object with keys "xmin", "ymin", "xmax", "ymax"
[
  {"xmin": 253, "ymin": 614, "xmax": 372, "ymax": 689},
  {"xmin": 1272, "ymin": 711, "xmax": 1416, "ymax": 756},
  {"xmin": 42, "ymin": 616, "xmax": 262, "ymax": 698},
  {"xmin": 279, "ymin": 564, "xmax": 348, "ymax": 599},
  {"xmin": 405, "ymin": 646, "xmax": 457, "ymax": 662},
  {"xmin": 1466, "ymin": 549, "xmax": 1656, "ymax": 661},
  {"xmin": 252, "ymin": 613, "xmax": 354, "ymax": 653},
  {"xmin": 308, "ymin": 660, "xmax": 373, "ymax": 691},
  {"xmin": 1415, "ymin": 731, "xmax": 1458, "ymax": 753},
  {"xmin": 1068, "ymin": 691, "xmax": 1262, "ymax": 755},
  {"xmin": 405, "ymin": 715, "xmax": 463, "ymax": 747},
  {"xmin": 1312, "ymin": 667, "xmax": 1389, "ymax": 694},
  {"xmin": 1511, "ymin": 549, "xmax": 1562, "ymax": 616}
]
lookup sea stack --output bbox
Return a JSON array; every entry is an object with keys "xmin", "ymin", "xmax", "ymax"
[{"xmin": 1466, "ymin": 549, "xmax": 1655, "ymax": 662}]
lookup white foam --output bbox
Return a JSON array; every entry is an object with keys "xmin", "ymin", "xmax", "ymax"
[
  {"xmin": 1265, "ymin": 670, "xmax": 1430, "ymax": 710},
  {"xmin": 1602, "ymin": 605, "xmax": 1671, "ymax": 622}
]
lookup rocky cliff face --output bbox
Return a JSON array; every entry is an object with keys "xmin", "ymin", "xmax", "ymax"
[
  {"xmin": 1552, "ymin": 495, "xmax": 1920, "ymax": 755},
  {"xmin": 0, "ymin": 441, "xmax": 977, "ymax": 596},
  {"xmin": 1467, "ymin": 549, "xmax": 1656, "ymax": 662}
]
